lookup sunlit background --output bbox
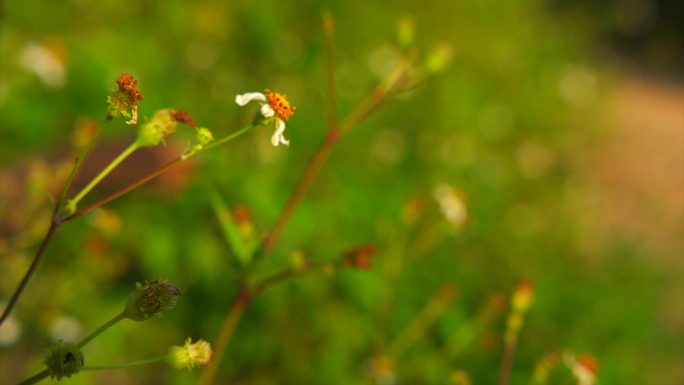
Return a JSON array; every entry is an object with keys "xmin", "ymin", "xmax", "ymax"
[{"xmin": 1, "ymin": 0, "xmax": 682, "ymax": 384}]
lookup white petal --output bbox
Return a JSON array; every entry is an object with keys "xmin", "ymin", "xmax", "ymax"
[
  {"xmin": 271, "ymin": 119, "xmax": 289, "ymax": 146},
  {"xmin": 261, "ymin": 103, "xmax": 275, "ymax": 118},
  {"xmin": 235, "ymin": 92, "xmax": 266, "ymax": 106}
]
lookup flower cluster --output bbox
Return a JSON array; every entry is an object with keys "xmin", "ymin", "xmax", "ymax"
[
  {"xmin": 235, "ymin": 90, "xmax": 295, "ymax": 146},
  {"xmin": 136, "ymin": 109, "xmax": 197, "ymax": 148},
  {"xmin": 123, "ymin": 279, "xmax": 182, "ymax": 321},
  {"xmin": 106, "ymin": 72, "xmax": 143, "ymax": 124},
  {"xmin": 168, "ymin": 338, "xmax": 213, "ymax": 369},
  {"xmin": 43, "ymin": 340, "xmax": 84, "ymax": 380}
]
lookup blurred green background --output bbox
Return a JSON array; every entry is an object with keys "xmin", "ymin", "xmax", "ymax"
[{"xmin": 1, "ymin": 0, "xmax": 682, "ymax": 384}]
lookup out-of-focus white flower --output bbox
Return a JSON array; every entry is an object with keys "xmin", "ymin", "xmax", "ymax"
[
  {"xmin": 564, "ymin": 353, "xmax": 599, "ymax": 385},
  {"xmin": 433, "ymin": 184, "xmax": 467, "ymax": 230},
  {"xmin": 19, "ymin": 42, "xmax": 67, "ymax": 88},
  {"xmin": 235, "ymin": 90, "xmax": 295, "ymax": 147},
  {"xmin": 49, "ymin": 315, "xmax": 83, "ymax": 342},
  {"xmin": 0, "ymin": 314, "xmax": 22, "ymax": 346}
]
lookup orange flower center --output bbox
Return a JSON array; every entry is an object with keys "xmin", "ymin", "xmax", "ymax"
[{"xmin": 265, "ymin": 90, "xmax": 295, "ymax": 121}]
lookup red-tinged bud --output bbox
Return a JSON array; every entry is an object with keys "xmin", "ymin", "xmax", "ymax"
[
  {"xmin": 512, "ymin": 280, "xmax": 534, "ymax": 314},
  {"xmin": 343, "ymin": 245, "xmax": 376, "ymax": 270}
]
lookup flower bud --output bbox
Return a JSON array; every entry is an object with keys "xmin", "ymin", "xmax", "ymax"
[
  {"xmin": 123, "ymin": 279, "xmax": 181, "ymax": 321},
  {"xmin": 106, "ymin": 73, "xmax": 143, "ymax": 124},
  {"xmin": 396, "ymin": 16, "xmax": 415, "ymax": 49},
  {"xmin": 343, "ymin": 245, "xmax": 376, "ymax": 270},
  {"xmin": 511, "ymin": 280, "xmax": 534, "ymax": 314},
  {"xmin": 135, "ymin": 109, "xmax": 179, "ymax": 147},
  {"xmin": 167, "ymin": 338, "xmax": 213, "ymax": 369},
  {"xmin": 43, "ymin": 340, "xmax": 84, "ymax": 380},
  {"xmin": 425, "ymin": 42, "xmax": 453, "ymax": 74}
]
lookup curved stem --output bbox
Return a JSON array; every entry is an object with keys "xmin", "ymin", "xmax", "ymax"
[
  {"xmin": 62, "ymin": 157, "xmax": 181, "ymax": 222},
  {"xmin": 66, "ymin": 141, "xmax": 139, "ymax": 214},
  {"xmin": 82, "ymin": 356, "xmax": 165, "ymax": 371},
  {"xmin": 77, "ymin": 312, "xmax": 126, "ymax": 349},
  {"xmin": 0, "ymin": 219, "xmax": 59, "ymax": 326},
  {"xmin": 18, "ymin": 369, "xmax": 49, "ymax": 385},
  {"xmin": 197, "ymin": 285, "xmax": 250, "ymax": 385}
]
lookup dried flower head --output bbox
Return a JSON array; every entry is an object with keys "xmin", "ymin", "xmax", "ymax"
[
  {"xmin": 170, "ymin": 110, "xmax": 197, "ymax": 127},
  {"xmin": 235, "ymin": 90, "xmax": 296, "ymax": 146},
  {"xmin": 168, "ymin": 338, "xmax": 213, "ymax": 369},
  {"xmin": 43, "ymin": 340, "xmax": 84, "ymax": 380},
  {"xmin": 106, "ymin": 72, "xmax": 143, "ymax": 124},
  {"xmin": 343, "ymin": 245, "xmax": 376, "ymax": 270},
  {"xmin": 123, "ymin": 279, "xmax": 182, "ymax": 321}
]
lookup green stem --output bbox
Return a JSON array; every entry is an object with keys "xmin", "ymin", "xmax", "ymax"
[
  {"xmin": 18, "ymin": 369, "xmax": 49, "ymax": 385},
  {"xmin": 82, "ymin": 356, "xmax": 165, "ymax": 371},
  {"xmin": 77, "ymin": 312, "xmax": 126, "ymax": 349},
  {"xmin": 193, "ymin": 124, "xmax": 253, "ymax": 155},
  {"xmin": 66, "ymin": 141, "xmax": 140, "ymax": 214}
]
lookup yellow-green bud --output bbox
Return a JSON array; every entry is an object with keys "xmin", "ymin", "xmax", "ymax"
[
  {"xmin": 43, "ymin": 340, "xmax": 84, "ymax": 380},
  {"xmin": 167, "ymin": 338, "xmax": 213, "ymax": 369},
  {"xmin": 123, "ymin": 279, "xmax": 181, "ymax": 321},
  {"xmin": 135, "ymin": 109, "xmax": 179, "ymax": 147},
  {"xmin": 396, "ymin": 16, "xmax": 415, "ymax": 49},
  {"xmin": 196, "ymin": 127, "xmax": 214, "ymax": 146},
  {"xmin": 425, "ymin": 42, "xmax": 454, "ymax": 74}
]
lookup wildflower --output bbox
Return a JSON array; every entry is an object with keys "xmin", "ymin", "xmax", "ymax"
[
  {"xmin": 136, "ymin": 109, "xmax": 196, "ymax": 148},
  {"xmin": 235, "ymin": 90, "xmax": 295, "ymax": 146},
  {"xmin": 43, "ymin": 340, "xmax": 84, "ymax": 380},
  {"xmin": 512, "ymin": 280, "xmax": 534, "ymax": 313},
  {"xmin": 106, "ymin": 72, "xmax": 143, "ymax": 124},
  {"xmin": 433, "ymin": 184, "xmax": 468, "ymax": 230},
  {"xmin": 168, "ymin": 338, "xmax": 213, "ymax": 369},
  {"xmin": 564, "ymin": 353, "xmax": 599, "ymax": 385},
  {"xmin": 123, "ymin": 279, "xmax": 182, "ymax": 321}
]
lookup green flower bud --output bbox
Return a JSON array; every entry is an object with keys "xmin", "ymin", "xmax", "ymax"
[
  {"xmin": 43, "ymin": 340, "xmax": 84, "ymax": 380},
  {"xmin": 396, "ymin": 16, "xmax": 415, "ymax": 49},
  {"xmin": 196, "ymin": 127, "xmax": 214, "ymax": 146},
  {"xmin": 135, "ymin": 109, "xmax": 179, "ymax": 147},
  {"xmin": 167, "ymin": 338, "xmax": 213, "ymax": 369},
  {"xmin": 425, "ymin": 42, "xmax": 454, "ymax": 74},
  {"xmin": 123, "ymin": 279, "xmax": 181, "ymax": 321}
]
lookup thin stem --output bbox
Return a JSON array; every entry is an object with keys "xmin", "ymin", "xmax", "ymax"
[
  {"xmin": 62, "ymin": 157, "xmax": 182, "ymax": 222},
  {"xmin": 499, "ymin": 340, "xmax": 516, "ymax": 385},
  {"xmin": 18, "ymin": 369, "xmax": 49, "ymax": 385},
  {"xmin": 386, "ymin": 285, "xmax": 455, "ymax": 360},
  {"xmin": 77, "ymin": 311, "xmax": 126, "ymax": 349},
  {"xmin": 56, "ymin": 122, "xmax": 105, "ymax": 215},
  {"xmin": 0, "ymin": 219, "xmax": 59, "ymax": 326},
  {"xmin": 194, "ymin": 124, "xmax": 253, "ymax": 154},
  {"xmin": 82, "ymin": 356, "xmax": 165, "ymax": 371},
  {"xmin": 66, "ymin": 141, "xmax": 140, "ymax": 214},
  {"xmin": 62, "ymin": 125, "xmax": 253, "ymax": 223},
  {"xmin": 322, "ymin": 10, "xmax": 337, "ymax": 130},
  {"xmin": 197, "ymin": 285, "xmax": 250, "ymax": 385}
]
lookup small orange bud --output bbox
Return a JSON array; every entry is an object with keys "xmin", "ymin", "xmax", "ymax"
[
  {"xmin": 512, "ymin": 280, "xmax": 534, "ymax": 313},
  {"xmin": 343, "ymin": 245, "xmax": 376, "ymax": 270}
]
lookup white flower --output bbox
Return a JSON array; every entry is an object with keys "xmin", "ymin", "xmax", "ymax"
[{"xmin": 235, "ymin": 90, "xmax": 296, "ymax": 147}]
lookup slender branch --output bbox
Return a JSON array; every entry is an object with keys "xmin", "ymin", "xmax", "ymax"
[
  {"xmin": 61, "ymin": 156, "xmax": 182, "ymax": 223},
  {"xmin": 18, "ymin": 369, "xmax": 49, "ymax": 385},
  {"xmin": 0, "ymin": 219, "xmax": 59, "ymax": 326},
  {"xmin": 77, "ymin": 311, "xmax": 126, "ymax": 349},
  {"xmin": 197, "ymin": 285, "xmax": 250, "ymax": 385},
  {"xmin": 322, "ymin": 10, "xmax": 337, "ymax": 130},
  {"xmin": 499, "ymin": 340, "xmax": 516, "ymax": 385},
  {"xmin": 66, "ymin": 141, "xmax": 139, "ymax": 214},
  {"xmin": 82, "ymin": 356, "xmax": 165, "ymax": 371},
  {"xmin": 56, "ymin": 122, "xmax": 105, "ymax": 215}
]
